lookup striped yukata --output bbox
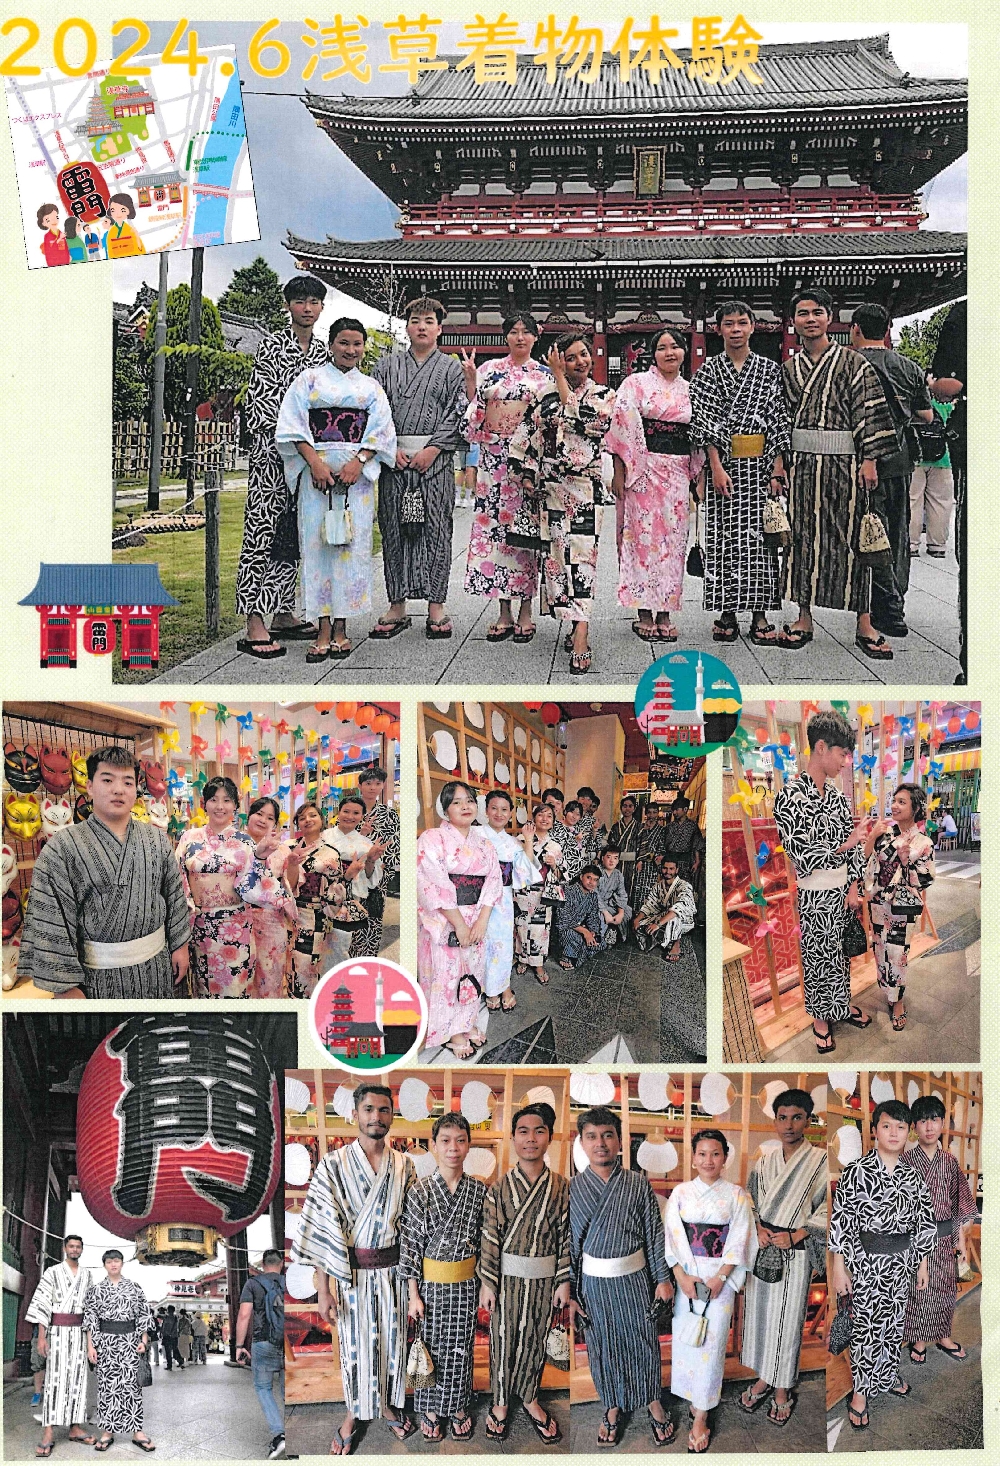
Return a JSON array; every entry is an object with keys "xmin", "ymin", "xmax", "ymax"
[
  {"xmin": 17, "ymin": 817, "xmax": 190, "ymax": 998},
  {"xmin": 399, "ymin": 1172, "xmax": 486, "ymax": 1419},
  {"xmin": 372, "ymin": 348, "xmax": 467, "ymax": 607},
  {"xmin": 480, "ymin": 1165, "xmax": 570, "ymax": 1409},
  {"xmin": 25, "ymin": 1263, "xmax": 95, "ymax": 1428},
  {"xmin": 291, "ymin": 1139, "xmax": 415, "ymax": 1420},
  {"xmin": 741, "ymin": 1140, "xmax": 828, "ymax": 1391},
  {"xmin": 634, "ymin": 875, "xmax": 697, "ymax": 953},
  {"xmin": 901, "ymin": 1145, "xmax": 977, "ymax": 1345},
  {"xmin": 570, "ymin": 1162, "xmax": 669, "ymax": 1412}
]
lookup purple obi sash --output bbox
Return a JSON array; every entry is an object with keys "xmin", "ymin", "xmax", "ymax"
[
  {"xmin": 451, "ymin": 872, "xmax": 486, "ymax": 906},
  {"xmin": 499, "ymin": 860, "xmax": 514, "ymax": 887},
  {"xmin": 642, "ymin": 418, "xmax": 691, "ymax": 455},
  {"xmin": 683, "ymin": 1220, "xmax": 730, "ymax": 1258},
  {"xmin": 309, "ymin": 405, "xmax": 369, "ymax": 444}
]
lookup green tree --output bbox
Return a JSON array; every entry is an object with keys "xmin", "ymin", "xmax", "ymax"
[
  {"xmin": 142, "ymin": 284, "xmax": 252, "ymax": 418},
  {"xmin": 362, "ymin": 327, "xmax": 396, "ymax": 374},
  {"xmin": 897, "ymin": 303, "xmax": 952, "ymax": 371},
  {"xmin": 113, "ymin": 330, "xmax": 147, "ymax": 422},
  {"xmin": 218, "ymin": 255, "xmax": 287, "ymax": 331}
]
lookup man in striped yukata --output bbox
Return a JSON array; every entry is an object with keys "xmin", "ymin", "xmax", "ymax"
[
  {"xmin": 370, "ymin": 297, "xmax": 467, "ymax": 641},
  {"xmin": 26, "ymin": 1236, "xmax": 97, "ymax": 1455},
  {"xmin": 17, "ymin": 746, "xmax": 190, "ymax": 999},
  {"xmin": 291, "ymin": 1084, "xmax": 417, "ymax": 1455},
  {"xmin": 570, "ymin": 1108, "xmax": 677, "ymax": 1448}
]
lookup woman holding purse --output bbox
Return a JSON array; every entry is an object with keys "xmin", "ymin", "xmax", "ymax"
[
  {"xmin": 863, "ymin": 782, "xmax": 936, "ymax": 1032},
  {"xmin": 664, "ymin": 1130, "xmax": 756, "ymax": 1453},
  {"xmin": 322, "ymin": 795, "xmax": 387, "ymax": 960}
]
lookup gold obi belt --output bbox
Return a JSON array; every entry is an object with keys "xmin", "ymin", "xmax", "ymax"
[
  {"xmin": 730, "ymin": 433, "xmax": 766, "ymax": 459},
  {"xmin": 423, "ymin": 1255, "xmax": 477, "ymax": 1284}
]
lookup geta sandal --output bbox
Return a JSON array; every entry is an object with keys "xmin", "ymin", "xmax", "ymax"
[
  {"xmin": 485, "ymin": 997, "xmax": 502, "ymax": 1012},
  {"xmin": 748, "ymin": 620, "xmax": 778, "ymax": 646},
  {"xmin": 35, "ymin": 1445, "xmax": 55, "ymax": 1458},
  {"xmin": 419, "ymin": 1415, "xmax": 443, "ymax": 1443},
  {"xmin": 369, "ymin": 615, "xmax": 411, "ymax": 640},
  {"xmin": 329, "ymin": 1422, "xmax": 357, "ymax": 1455},
  {"xmin": 909, "ymin": 1345, "xmax": 927, "ymax": 1364},
  {"xmin": 271, "ymin": 621, "xmax": 318, "ymax": 640},
  {"xmin": 655, "ymin": 622, "xmax": 678, "ymax": 641},
  {"xmin": 486, "ymin": 623, "xmax": 515, "ymax": 642},
  {"xmin": 426, "ymin": 617, "xmax": 453, "ymax": 639},
  {"xmin": 936, "ymin": 1340, "xmax": 967, "ymax": 1360},
  {"xmin": 501, "ymin": 990, "xmax": 517, "ymax": 1011},
  {"xmin": 812, "ymin": 1025, "xmax": 836, "ymax": 1054},
  {"xmin": 451, "ymin": 1413, "xmax": 474, "ymax": 1442},
  {"xmin": 305, "ymin": 645, "xmax": 332, "ymax": 663},
  {"xmin": 384, "ymin": 1413, "xmax": 416, "ymax": 1441},
  {"xmin": 512, "ymin": 623, "xmax": 536, "ymax": 643},
  {"xmin": 737, "ymin": 1383, "xmax": 773, "ymax": 1414},
  {"xmin": 891, "ymin": 1006, "xmax": 907, "ymax": 1031},
  {"xmin": 712, "ymin": 615, "xmax": 739, "ymax": 643},
  {"xmin": 570, "ymin": 650, "xmax": 592, "ymax": 675},
  {"xmin": 767, "ymin": 1393, "xmax": 797, "ymax": 1428},
  {"xmin": 236, "ymin": 639, "xmax": 287, "ymax": 660},
  {"xmin": 130, "ymin": 1439, "xmax": 155, "ymax": 1453},
  {"xmin": 687, "ymin": 1422, "xmax": 712, "ymax": 1453},
  {"xmin": 855, "ymin": 633, "xmax": 893, "ymax": 661},
  {"xmin": 522, "ymin": 1407, "xmax": 561, "ymax": 1445},
  {"xmin": 646, "ymin": 1409, "xmax": 676, "ymax": 1447},
  {"xmin": 484, "ymin": 1408, "xmax": 508, "ymax": 1441},
  {"xmin": 94, "ymin": 1441, "xmax": 114, "ymax": 1453},
  {"xmin": 631, "ymin": 620, "xmax": 658, "ymax": 642},
  {"xmin": 776, "ymin": 623, "xmax": 813, "ymax": 649},
  {"xmin": 328, "ymin": 640, "xmax": 353, "ymax": 659},
  {"xmin": 888, "ymin": 1380, "xmax": 912, "ymax": 1399},
  {"xmin": 596, "ymin": 1408, "xmax": 621, "ymax": 1446},
  {"xmin": 843, "ymin": 1007, "xmax": 873, "ymax": 1030},
  {"xmin": 847, "ymin": 1405, "xmax": 869, "ymax": 1430}
]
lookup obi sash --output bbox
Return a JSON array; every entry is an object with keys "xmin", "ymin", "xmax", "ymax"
[
  {"xmin": 859, "ymin": 1230, "xmax": 911, "ymax": 1255},
  {"xmin": 501, "ymin": 1253, "xmax": 557, "ymax": 1279},
  {"xmin": 450, "ymin": 873, "xmax": 486, "ymax": 906},
  {"xmin": 423, "ymin": 1256, "xmax": 477, "ymax": 1284},
  {"xmin": 581, "ymin": 1248, "xmax": 645, "ymax": 1278},
  {"xmin": 935, "ymin": 1218, "xmax": 955, "ymax": 1240},
  {"xmin": 309, "ymin": 405, "xmax": 369, "ymax": 445},
  {"xmin": 82, "ymin": 926, "xmax": 165, "ymax": 969},
  {"xmin": 51, "ymin": 1313, "xmax": 85, "ymax": 1327},
  {"xmin": 683, "ymin": 1220, "xmax": 730, "ymax": 1258},
  {"xmin": 730, "ymin": 432, "xmax": 766, "ymax": 459},
  {"xmin": 484, "ymin": 399, "xmax": 528, "ymax": 436},
  {"xmin": 98, "ymin": 1318, "xmax": 137, "ymax": 1333},
  {"xmin": 348, "ymin": 1244, "xmax": 400, "ymax": 1270},
  {"xmin": 499, "ymin": 860, "xmax": 514, "ymax": 887},
  {"xmin": 642, "ymin": 418, "xmax": 691, "ymax": 455},
  {"xmin": 790, "ymin": 428, "xmax": 856, "ymax": 456}
]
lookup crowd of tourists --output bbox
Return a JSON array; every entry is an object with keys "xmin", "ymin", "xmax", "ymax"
[
  {"xmin": 233, "ymin": 277, "xmax": 966, "ymax": 674},
  {"xmin": 416, "ymin": 779, "xmax": 703, "ymax": 1060},
  {"xmin": 17, "ymin": 746, "xmax": 399, "ymax": 1000}
]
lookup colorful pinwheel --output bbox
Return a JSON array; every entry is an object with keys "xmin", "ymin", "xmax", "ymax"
[
  {"xmin": 214, "ymin": 704, "xmax": 229, "ymax": 725},
  {"xmin": 193, "ymin": 770, "xmax": 208, "ymax": 791},
  {"xmin": 189, "ymin": 735, "xmax": 208, "ymax": 759},
  {"xmin": 159, "ymin": 701, "xmax": 176, "ymax": 715},
  {"xmin": 258, "ymin": 716, "xmax": 273, "ymax": 734},
  {"xmin": 275, "ymin": 720, "xmax": 291, "ymax": 738},
  {"xmin": 292, "ymin": 724, "xmax": 306, "ymax": 742},
  {"xmin": 161, "ymin": 729, "xmax": 181, "ymax": 753},
  {"xmin": 728, "ymin": 778, "xmax": 766, "ymax": 816},
  {"xmin": 215, "ymin": 740, "xmax": 232, "ymax": 761},
  {"xmin": 860, "ymin": 754, "xmax": 877, "ymax": 774},
  {"xmin": 236, "ymin": 710, "xmax": 255, "ymax": 732},
  {"xmin": 189, "ymin": 702, "xmax": 209, "ymax": 719},
  {"xmin": 856, "ymin": 703, "xmax": 873, "ymax": 725},
  {"xmin": 749, "ymin": 883, "xmax": 767, "ymax": 909},
  {"xmin": 189, "ymin": 807, "xmax": 208, "ymax": 827},
  {"xmin": 756, "ymin": 841, "xmax": 771, "ymax": 868},
  {"xmin": 754, "ymin": 916, "xmax": 778, "ymax": 938}
]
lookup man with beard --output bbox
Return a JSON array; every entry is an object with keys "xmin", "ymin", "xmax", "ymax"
[
  {"xmin": 26, "ymin": 1236, "xmax": 96, "ymax": 1456},
  {"xmin": 291, "ymin": 1084, "xmax": 416, "ymax": 1454}
]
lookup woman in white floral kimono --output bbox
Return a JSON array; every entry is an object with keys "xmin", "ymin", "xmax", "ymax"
[
  {"xmin": 665, "ymin": 1129, "xmax": 756, "ymax": 1453},
  {"xmin": 276, "ymin": 317, "xmax": 396, "ymax": 662},
  {"xmin": 477, "ymin": 789, "xmax": 539, "ymax": 1014}
]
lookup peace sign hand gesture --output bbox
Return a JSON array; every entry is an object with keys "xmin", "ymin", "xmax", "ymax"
[{"xmin": 459, "ymin": 347, "xmax": 478, "ymax": 399}]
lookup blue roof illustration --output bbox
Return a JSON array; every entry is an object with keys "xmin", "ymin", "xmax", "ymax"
[{"xmin": 20, "ymin": 564, "xmax": 178, "ymax": 608}]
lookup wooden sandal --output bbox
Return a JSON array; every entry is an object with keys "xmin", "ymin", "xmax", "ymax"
[
  {"xmin": 596, "ymin": 1409, "xmax": 621, "ymax": 1446},
  {"xmin": 485, "ymin": 1408, "xmax": 508, "ymax": 1441},
  {"xmin": 513, "ymin": 623, "xmax": 536, "ymax": 643},
  {"xmin": 329, "ymin": 1422, "xmax": 357, "ymax": 1455},
  {"xmin": 767, "ymin": 1393, "xmax": 797, "ymax": 1427},
  {"xmin": 420, "ymin": 1414, "xmax": 443, "ymax": 1443},
  {"xmin": 522, "ymin": 1407, "xmax": 561, "ymax": 1445},
  {"xmin": 855, "ymin": 632, "xmax": 893, "ymax": 661},
  {"xmin": 369, "ymin": 615, "xmax": 411, "ymax": 639},
  {"xmin": 847, "ymin": 1404, "xmax": 869, "ymax": 1430},
  {"xmin": 812, "ymin": 1026, "xmax": 836, "ymax": 1054},
  {"xmin": 647, "ymin": 1409, "xmax": 676, "ymax": 1446},
  {"xmin": 777, "ymin": 623, "xmax": 813, "ymax": 649},
  {"xmin": 487, "ymin": 622, "xmax": 515, "ymax": 642},
  {"xmin": 631, "ymin": 620, "xmax": 658, "ymax": 642},
  {"xmin": 451, "ymin": 1412, "xmax": 474, "ymax": 1441},
  {"xmin": 909, "ymin": 1345, "xmax": 927, "ymax": 1364},
  {"xmin": 737, "ymin": 1383, "xmax": 772, "ymax": 1414},
  {"xmin": 712, "ymin": 614, "xmax": 739, "ymax": 643},
  {"xmin": 570, "ymin": 649, "xmax": 592, "ymax": 675},
  {"xmin": 501, "ymin": 989, "xmax": 517, "ymax": 1011}
]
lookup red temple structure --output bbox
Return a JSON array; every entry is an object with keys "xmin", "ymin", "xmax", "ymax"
[
  {"xmin": 289, "ymin": 35, "xmax": 966, "ymax": 384},
  {"xmin": 324, "ymin": 985, "xmax": 355, "ymax": 1052},
  {"xmin": 19, "ymin": 564, "xmax": 177, "ymax": 670}
]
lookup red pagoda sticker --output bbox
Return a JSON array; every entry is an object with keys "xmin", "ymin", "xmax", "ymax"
[
  {"xmin": 310, "ymin": 958, "xmax": 426, "ymax": 1073},
  {"xmin": 635, "ymin": 650, "xmax": 743, "ymax": 758}
]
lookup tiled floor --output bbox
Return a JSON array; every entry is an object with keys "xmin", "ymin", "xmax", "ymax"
[{"xmin": 286, "ymin": 1390, "xmax": 569, "ymax": 1454}]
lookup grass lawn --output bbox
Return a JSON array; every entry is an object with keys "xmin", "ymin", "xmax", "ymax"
[{"xmin": 111, "ymin": 487, "xmax": 383, "ymax": 685}]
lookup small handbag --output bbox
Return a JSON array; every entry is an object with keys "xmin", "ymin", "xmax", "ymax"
[
  {"xmin": 842, "ymin": 908, "xmax": 868, "ymax": 959},
  {"xmin": 544, "ymin": 1316, "xmax": 570, "ymax": 1369},
  {"xmin": 405, "ymin": 1335, "xmax": 436, "ymax": 1391},
  {"xmin": 137, "ymin": 1351, "xmax": 153, "ymax": 1389},
  {"xmin": 762, "ymin": 495, "xmax": 792, "ymax": 552},
  {"xmin": 400, "ymin": 478, "xmax": 426, "ymax": 531},
  {"xmin": 857, "ymin": 489, "xmax": 893, "ymax": 571},
  {"xmin": 270, "ymin": 487, "xmax": 301, "ymax": 565},
  {"xmin": 828, "ymin": 1291, "xmax": 852, "ymax": 1356},
  {"xmin": 686, "ymin": 503, "xmax": 705, "ymax": 578},
  {"xmin": 673, "ymin": 1294, "xmax": 709, "ymax": 1348},
  {"xmin": 323, "ymin": 485, "xmax": 354, "ymax": 547},
  {"xmin": 752, "ymin": 1242, "xmax": 786, "ymax": 1284}
]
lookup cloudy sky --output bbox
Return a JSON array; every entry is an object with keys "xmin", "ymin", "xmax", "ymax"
[{"xmin": 111, "ymin": 21, "xmax": 967, "ymax": 336}]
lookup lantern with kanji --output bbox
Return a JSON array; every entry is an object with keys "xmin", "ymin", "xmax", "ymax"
[{"xmin": 76, "ymin": 1015, "xmax": 281, "ymax": 1265}]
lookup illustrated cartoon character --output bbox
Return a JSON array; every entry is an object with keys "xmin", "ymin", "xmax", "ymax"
[
  {"xmin": 5, "ymin": 792, "xmax": 41, "ymax": 841},
  {"xmin": 65, "ymin": 217, "xmax": 88, "ymax": 263},
  {"xmin": 41, "ymin": 795, "xmax": 74, "ymax": 840},
  {"xmin": 82, "ymin": 219, "xmax": 105, "ymax": 261},
  {"xmin": 37, "ymin": 203, "xmax": 70, "ymax": 267},
  {"xmin": 103, "ymin": 192, "xmax": 146, "ymax": 258},
  {"xmin": 39, "ymin": 745, "xmax": 72, "ymax": 795}
]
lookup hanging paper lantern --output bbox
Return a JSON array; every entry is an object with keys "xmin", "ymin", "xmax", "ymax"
[
  {"xmin": 540, "ymin": 703, "xmax": 561, "ymax": 725},
  {"xmin": 754, "ymin": 726, "xmax": 768, "ymax": 744},
  {"xmin": 388, "ymin": 721, "xmax": 401, "ymax": 742},
  {"xmin": 965, "ymin": 710, "xmax": 980, "ymax": 731},
  {"xmin": 335, "ymin": 702, "xmax": 358, "ymax": 723},
  {"xmin": 524, "ymin": 702, "xmax": 542, "ymax": 712},
  {"xmin": 373, "ymin": 713, "xmax": 392, "ymax": 735},
  {"xmin": 353, "ymin": 706, "xmax": 374, "ymax": 728},
  {"xmin": 348, "ymin": 745, "xmax": 361, "ymax": 759},
  {"xmin": 947, "ymin": 716, "xmax": 961, "ymax": 734},
  {"xmin": 76, "ymin": 1015, "xmax": 280, "ymax": 1265},
  {"xmin": 315, "ymin": 703, "xmax": 335, "ymax": 715}
]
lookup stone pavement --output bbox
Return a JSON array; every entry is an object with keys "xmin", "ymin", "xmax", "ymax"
[
  {"xmin": 287, "ymin": 1389, "xmax": 569, "ymax": 1454},
  {"xmin": 150, "ymin": 508, "xmax": 960, "ymax": 687},
  {"xmin": 3, "ymin": 1354, "xmax": 274, "ymax": 1461},
  {"xmin": 768, "ymin": 853, "xmax": 980, "ymax": 1064},
  {"xmin": 571, "ymin": 1371, "xmax": 825, "ymax": 1453}
]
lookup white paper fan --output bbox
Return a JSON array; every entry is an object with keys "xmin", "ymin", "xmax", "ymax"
[
  {"xmin": 698, "ymin": 1073, "xmax": 733, "ymax": 1116},
  {"xmin": 494, "ymin": 759, "xmax": 510, "ymax": 784},
  {"xmin": 834, "ymin": 1125, "xmax": 863, "ymax": 1165},
  {"xmin": 811, "ymin": 1085, "xmax": 828, "ymax": 1113},
  {"xmin": 467, "ymin": 745, "xmax": 487, "ymax": 776},
  {"xmin": 284, "ymin": 1210, "xmax": 302, "ymax": 1241},
  {"xmin": 461, "ymin": 1081, "xmax": 493, "ymax": 1125},
  {"xmin": 524, "ymin": 1085, "xmax": 557, "ymax": 1112},
  {"xmin": 760, "ymin": 1080, "xmax": 788, "ymax": 1119},
  {"xmin": 829, "ymin": 1070, "xmax": 858, "ymax": 1099},
  {"xmin": 517, "ymin": 765, "xmax": 526, "ymax": 789},
  {"xmin": 570, "ymin": 1072, "xmax": 615, "ymax": 1105},
  {"xmin": 573, "ymin": 1136, "xmax": 590, "ymax": 1172},
  {"xmin": 332, "ymin": 1085, "xmax": 356, "ymax": 1121},
  {"xmin": 284, "ymin": 1076, "xmax": 311, "ymax": 1114},
  {"xmin": 907, "ymin": 1080, "xmax": 921, "ymax": 1109},
  {"xmin": 432, "ymin": 701, "xmax": 451, "ymax": 714},
  {"xmin": 531, "ymin": 771, "xmax": 540, "ymax": 794},
  {"xmin": 492, "ymin": 710, "xmax": 507, "ymax": 742},
  {"xmin": 413, "ymin": 1149, "xmax": 439, "ymax": 1179},
  {"xmin": 430, "ymin": 729, "xmax": 459, "ymax": 771},
  {"xmin": 286, "ymin": 1264, "xmax": 318, "ymax": 1300},
  {"xmin": 464, "ymin": 1147, "xmax": 497, "ymax": 1179},
  {"xmin": 398, "ymin": 1077, "xmax": 432, "ymax": 1122},
  {"xmin": 531, "ymin": 738, "xmax": 541, "ymax": 761},
  {"xmin": 637, "ymin": 1072, "xmax": 671, "ymax": 1112},
  {"xmin": 514, "ymin": 725, "xmax": 527, "ymax": 750},
  {"xmin": 284, "ymin": 1143, "xmax": 312, "ymax": 1188},
  {"xmin": 870, "ymin": 1075, "xmax": 896, "ymax": 1105},
  {"xmin": 435, "ymin": 793, "xmax": 445, "ymax": 819},
  {"xmin": 636, "ymin": 1139, "xmax": 678, "ymax": 1175},
  {"xmin": 515, "ymin": 805, "xmax": 527, "ymax": 825},
  {"xmin": 932, "ymin": 1090, "xmax": 944, "ymax": 1104},
  {"xmin": 464, "ymin": 701, "xmax": 485, "ymax": 728}
]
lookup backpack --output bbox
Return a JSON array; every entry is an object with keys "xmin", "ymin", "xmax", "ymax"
[{"xmin": 256, "ymin": 1273, "xmax": 284, "ymax": 1347}]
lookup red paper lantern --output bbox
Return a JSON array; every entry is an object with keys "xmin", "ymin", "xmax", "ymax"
[
  {"xmin": 373, "ymin": 713, "xmax": 391, "ymax": 734},
  {"xmin": 883, "ymin": 715, "xmax": 895, "ymax": 734},
  {"xmin": 315, "ymin": 703, "xmax": 335, "ymax": 714},
  {"xmin": 754, "ymin": 726, "xmax": 768, "ymax": 744},
  {"xmin": 540, "ymin": 703, "xmax": 561, "ymax": 726},
  {"xmin": 388, "ymin": 721, "xmax": 401, "ymax": 742},
  {"xmin": 524, "ymin": 702, "xmax": 542, "ymax": 712},
  {"xmin": 348, "ymin": 745, "xmax": 361, "ymax": 759},
  {"xmin": 76, "ymin": 1016, "xmax": 280, "ymax": 1264},
  {"xmin": 965, "ymin": 711, "xmax": 980, "ymax": 732},
  {"xmin": 57, "ymin": 160, "xmax": 110, "ymax": 223},
  {"xmin": 778, "ymin": 731, "xmax": 791, "ymax": 747},
  {"xmin": 948, "ymin": 716, "xmax": 961, "ymax": 734},
  {"xmin": 355, "ymin": 706, "xmax": 375, "ymax": 728},
  {"xmin": 335, "ymin": 702, "xmax": 357, "ymax": 722}
]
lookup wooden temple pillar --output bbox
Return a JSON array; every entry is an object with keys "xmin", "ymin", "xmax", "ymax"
[
  {"xmin": 683, "ymin": 280, "xmax": 709, "ymax": 375},
  {"xmin": 592, "ymin": 279, "xmax": 608, "ymax": 385}
]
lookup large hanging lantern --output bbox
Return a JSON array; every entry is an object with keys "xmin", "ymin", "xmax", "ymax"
[{"xmin": 76, "ymin": 1016, "xmax": 281, "ymax": 1266}]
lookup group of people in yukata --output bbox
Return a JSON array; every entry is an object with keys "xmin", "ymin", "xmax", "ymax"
[
  {"xmin": 27, "ymin": 1239, "xmax": 157, "ymax": 1455},
  {"xmin": 290, "ymin": 1086, "xmax": 569, "ymax": 1453},
  {"xmin": 17, "ymin": 745, "xmax": 398, "ymax": 1001},
  {"xmin": 572, "ymin": 1088, "xmax": 825, "ymax": 1453},
  {"xmin": 830, "ymin": 1094, "xmax": 977, "ymax": 1433},
  {"xmin": 773, "ymin": 708, "xmax": 937, "ymax": 1054},
  {"xmin": 234, "ymin": 275, "xmax": 947, "ymax": 674},
  {"xmin": 415, "ymin": 779, "xmax": 702, "ymax": 1059}
]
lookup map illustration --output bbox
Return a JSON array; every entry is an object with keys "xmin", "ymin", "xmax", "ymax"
[{"xmin": 5, "ymin": 45, "xmax": 259, "ymax": 268}]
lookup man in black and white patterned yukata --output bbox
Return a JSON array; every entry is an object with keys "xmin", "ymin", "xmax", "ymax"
[
  {"xmin": 772, "ymin": 710, "xmax": 872, "ymax": 1054},
  {"xmin": 235, "ymin": 275, "xmax": 330, "ymax": 660},
  {"xmin": 689, "ymin": 300, "xmax": 791, "ymax": 647},
  {"xmin": 830, "ymin": 1099, "xmax": 937, "ymax": 1431},
  {"xmin": 354, "ymin": 767, "xmax": 400, "ymax": 950}
]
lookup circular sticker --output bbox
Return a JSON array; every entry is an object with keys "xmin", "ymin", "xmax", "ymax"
[
  {"xmin": 635, "ymin": 650, "xmax": 743, "ymax": 758},
  {"xmin": 310, "ymin": 958, "xmax": 427, "ymax": 1073}
]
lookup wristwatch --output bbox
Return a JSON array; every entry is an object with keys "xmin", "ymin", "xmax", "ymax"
[{"xmin": 357, "ymin": 449, "xmax": 374, "ymax": 464}]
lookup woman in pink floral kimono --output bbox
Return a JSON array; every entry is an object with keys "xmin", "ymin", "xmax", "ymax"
[
  {"xmin": 461, "ymin": 314, "xmax": 553, "ymax": 643},
  {"xmin": 244, "ymin": 795, "xmax": 296, "ymax": 997},
  {"xmin": 605, "ymin": 328, "xmax": 703, "ymax": 642},
  {"xmin": 417, "ymin": 780, "xmax": 503, "ymax": 1060},
  {"xmin": 175, "ymin": 778, "xmax": 294, "ymax": 998}
]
